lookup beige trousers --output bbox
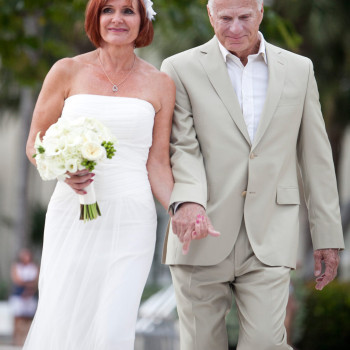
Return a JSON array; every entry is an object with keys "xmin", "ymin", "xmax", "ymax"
[{"xmin": 170, "ymin": 221, "xmax": 293, "ymax": 350}]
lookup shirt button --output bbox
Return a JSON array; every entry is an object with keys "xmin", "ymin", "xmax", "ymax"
[
  {"xmin": 242, "ymin": 191, "xmax": 247, "ymax": 197},
  {"xmin": 250, "ymin": 152, "xmax": 256, "ymax": 159}
]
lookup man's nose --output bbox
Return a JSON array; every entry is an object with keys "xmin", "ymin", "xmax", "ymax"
[{"xmin": 229, "ymin": 19, "xmax": 243, "ymax": 33}]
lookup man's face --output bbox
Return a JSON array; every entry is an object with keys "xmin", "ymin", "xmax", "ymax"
[{"xmin": 208, "ymin": 0, "xmax": 264, "ymax": 58}]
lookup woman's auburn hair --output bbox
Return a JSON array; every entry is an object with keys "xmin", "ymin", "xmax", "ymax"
[{"xmin": 85, "ymin": 0, "xmax": 154, "ymax": 48}]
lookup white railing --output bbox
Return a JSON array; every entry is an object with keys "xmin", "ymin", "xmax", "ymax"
[{"xmin": 135, "ymin": 285, "xmax": 179, "ymax": 350}]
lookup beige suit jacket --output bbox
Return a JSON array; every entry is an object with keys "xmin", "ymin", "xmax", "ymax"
[{"xmin": 161, "ymin": 37, "xmax": 344, "ymax": 268}]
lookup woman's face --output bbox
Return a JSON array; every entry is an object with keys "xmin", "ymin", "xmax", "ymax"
[{"xmin": 99, "ymin": 0, "xmax": 141, "ymax": 47}]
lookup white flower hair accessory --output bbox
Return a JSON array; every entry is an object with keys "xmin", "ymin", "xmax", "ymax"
[{"xmin": 142, "ymin": 0, "xmax": 156, "ymax": 21}]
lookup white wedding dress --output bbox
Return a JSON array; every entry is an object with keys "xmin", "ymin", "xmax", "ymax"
[{"xmin": 23, "ymin": 94, "xmax": 157, "ymax": 350}]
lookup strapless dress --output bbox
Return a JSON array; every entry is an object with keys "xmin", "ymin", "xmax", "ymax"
[{"xmin": 23, "ymin": 94, "xmax": 157, "ymax": 350}]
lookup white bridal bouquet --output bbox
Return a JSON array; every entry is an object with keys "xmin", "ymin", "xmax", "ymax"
[{"xmin": 33, "ymin": 117, "xmax": 116, "ymax": 222}]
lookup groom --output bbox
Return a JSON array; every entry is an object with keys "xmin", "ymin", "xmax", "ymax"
[{"xmin": 161, "ymin": 0, "xmax": 345, "ymax": 349}]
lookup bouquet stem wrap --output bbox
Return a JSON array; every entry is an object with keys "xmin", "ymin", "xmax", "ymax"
[{"xmin": 79, "ymin": 183, "xmax": 101, "ymax": 222}]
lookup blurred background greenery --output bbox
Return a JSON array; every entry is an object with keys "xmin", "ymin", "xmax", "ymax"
[{"xmin": 0, "ymin": 0, "xmax": 349, "ymax": 348}]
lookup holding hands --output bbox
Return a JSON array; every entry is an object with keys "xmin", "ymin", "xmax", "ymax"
[{"xmin": 171, "ymin": 202, "xmax": 220, "ymax": 254}]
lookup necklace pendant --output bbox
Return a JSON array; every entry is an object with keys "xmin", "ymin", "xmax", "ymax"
[{"xmin": 112, "ymin": 85, "xmax": 118, "ymax": 93}]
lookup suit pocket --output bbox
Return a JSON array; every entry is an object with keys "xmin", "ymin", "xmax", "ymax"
[
  {"xmin": 278, "ymin": 97, "xmax": 301, "ymax": 107},
  {"xmin": 276, "ymin": 187, "xmax": 300, "ymax": 205}
]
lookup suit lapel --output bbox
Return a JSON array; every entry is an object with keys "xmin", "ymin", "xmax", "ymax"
[
  {"xmin": 252, "ymin": 43, "xmax": 286, "ymax": 149},
  {"xmin": 198, "ymin": 38, "xmax": 251, "ymax": 146}
]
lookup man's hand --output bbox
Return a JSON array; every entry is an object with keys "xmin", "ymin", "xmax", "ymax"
[
  {"xmin": 171, "ymin": 202, "xmax": 220, "ymax": 255},
  {"xmin": 314, "ymin": 248, "xmax": 340, "ymax": 290}
]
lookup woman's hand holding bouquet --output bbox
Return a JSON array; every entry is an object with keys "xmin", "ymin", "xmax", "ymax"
[{"xmin": 33, "ymin": 117, "xmax": 116, "ymax": 222}]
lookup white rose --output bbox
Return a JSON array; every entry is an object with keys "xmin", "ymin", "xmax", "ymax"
[
  {"xmin": 70, "ymin": 116, "xmax": 85, "ymax": 127},
  {"xmin": 62, "ymin": 145, "xmax": 80, "ymax": 161},
  {"xmin": 45, "ymin": 119, "xmax": 65, "ymax": 138},
  {"xmin": 68, "ymin": 132, "xmax": 83, "ymax": 145},
  {"xmin": 36, "ymin": 156, "xmax": 65, "ymax": 181},
  {"xmin": 36, "ymin": 161, "xmax": 53, "ymax": 180},
  {"xmin": 65, "ymin": 158, "xmax": 79, "ymax": 173},
  {"xmin": 83, "ymin": 130, "xmax": 101, "ymax": 144},
  {"xmin": 81, "ymin": 142, "xmax": 106, "ymax": 161},
  {"xmin": 50, "ymin": 155, "xmax": 66, "ymax": 175},
  {"xmin": 57, "ymin": 173, "xmax": 70, "ymax": 182},
  {"xmin": 84, "ymin": 118, "xmax": 110, "ymax": 139},
  {"xmin": 44, "ymin": 137, "xmax": 66, "ymax": 156}
]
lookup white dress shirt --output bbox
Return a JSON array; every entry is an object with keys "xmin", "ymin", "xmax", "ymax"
[{"xmin": 217, "ymin": 32, "xmax": 268, "ymax": 142}]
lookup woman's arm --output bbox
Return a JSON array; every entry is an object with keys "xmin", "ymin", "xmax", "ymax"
[
  {"xmin": 26, "ymin": 59, "xmax": 93, "ymax": 194},
  {"xmin": 26, "ymin": 58, "xmax": 71, "ymax": 164},
  {"xmin": 146, "ymin": 72, "xmax": 175, "ymax": 211}
]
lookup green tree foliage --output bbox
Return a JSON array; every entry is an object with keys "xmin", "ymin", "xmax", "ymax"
[
  {"xmin": 0, "ymin": 0, "xmax": 91, "ymax": 103},
  {"xmin": 272, "ymin": 0, "xmax": 350, "ymax": 168},
  {"xmin": 0, "ymin": 0, "xmax": 92, "ymax": 249},
  {"xmin": 152, "ymin": 0, "xmax": 213, "ymax": 57},
  {"xmin": 152, "ymin": 0, "xmax": 301, "ymax": 58},
  {"xmin": 0, "ymin": 0, "xmax": 300, "ymax": 107},
  {"xmin": 1, "ymin": 0, "xmax": 348, "ymax": 119},
  {"xmin": 297, "ymin": 281, "xmax": 350, "ymax": 350},
  {"xmin": 151, "ymin": 0, "xmax": 349, "ymax": 169}
]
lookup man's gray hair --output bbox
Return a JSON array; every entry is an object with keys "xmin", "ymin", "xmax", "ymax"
[{"xmin": 207, "ymin": 0, "xmax": 263, "ymax": 14}]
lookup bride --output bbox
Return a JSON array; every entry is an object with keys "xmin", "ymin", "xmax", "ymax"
[{"xmin": 24, "ymin": 0, "xmax": 175, "ymax": 349}]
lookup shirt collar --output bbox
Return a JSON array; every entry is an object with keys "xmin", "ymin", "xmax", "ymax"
[{"xmin": 217, "ymin": 31, "xmax": 267, "ymax": 64}]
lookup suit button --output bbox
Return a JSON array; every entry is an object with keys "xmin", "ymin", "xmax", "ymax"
[
  {"xmin": 250, "ymin": 152, "xmax": 256, "ymax": 159},
  {"xmin": 242, "ymin": 191, "xmax": 247, "ymax": 197}
]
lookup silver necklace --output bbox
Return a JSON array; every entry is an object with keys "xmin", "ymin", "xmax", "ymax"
[{"xmin": 97, "ymin": 50, "xmax": 136, "ymax": 93}]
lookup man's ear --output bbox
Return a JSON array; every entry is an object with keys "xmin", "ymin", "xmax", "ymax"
[{"xmin": 207, "ymin": 5, "xmax": 215, "ymax": 29}]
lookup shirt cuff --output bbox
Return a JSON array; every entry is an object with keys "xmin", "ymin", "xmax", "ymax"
[{"xmin": 172, "ymin": 202, "xmax": 184, "ymax": 214}]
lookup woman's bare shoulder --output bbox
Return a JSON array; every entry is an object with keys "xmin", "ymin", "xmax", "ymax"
[
  {"xmin": 137, "ymin": 58, "xmax": 175, "ymax": 90},
  {"xmin": 50, "ymin": 51, "xmax": 96, "ymax": 76}
]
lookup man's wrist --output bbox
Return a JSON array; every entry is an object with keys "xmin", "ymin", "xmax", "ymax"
[
  {"xmin": 171, "ymin": 202, "xmax": 205, "ymax": 215},
  {"xmin": 173, "ymin": 202, "xmax": 184, "ymax": 213}
]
